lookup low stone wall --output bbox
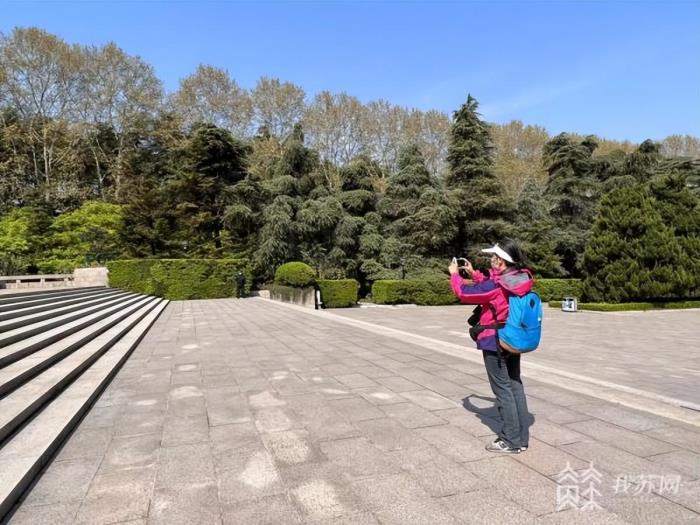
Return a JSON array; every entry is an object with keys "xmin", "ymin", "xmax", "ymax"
[
  {"xmin": 0, "ymin": 274, "xmax": 74, "ymax": 290},
  {"xmin": 0, "ymin": 267, "xmax": 109, "ymax": 290},
  {"xmin": 74, "ymin": 267, "xmax": 109, "ymax": 288},
  {"xmin": 266, "ymin": 285, "xmax": 317, "ymax": 309}
]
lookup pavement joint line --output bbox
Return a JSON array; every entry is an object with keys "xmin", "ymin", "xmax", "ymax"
[{"xmin": 254, "ymin": 298, "xmax": 700, "ymax": 427}]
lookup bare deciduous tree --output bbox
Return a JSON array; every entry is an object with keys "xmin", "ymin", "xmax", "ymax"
[
  {"xmin": 251, "ymin": 77, "xmax": 306, "ymax": 139},
  {"xmin": 169, "ymin": 64, "xmax": 253, "ymax": 138}
]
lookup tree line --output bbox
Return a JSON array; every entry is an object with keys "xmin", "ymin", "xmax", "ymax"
[{"xmin": 1, "ymin": 27, "xmax": 699, "ymax": 300}]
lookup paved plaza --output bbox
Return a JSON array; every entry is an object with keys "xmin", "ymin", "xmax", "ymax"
[
  {"xmin": 333, "ymin": 305, "xmax": 700, "ymax": 410},
  {"xmin": 8, "ymin": 298, "xmax": 700, "ymax": 524}
]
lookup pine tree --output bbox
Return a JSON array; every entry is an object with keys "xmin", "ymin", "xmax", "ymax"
[
  {"xmin": 444, "ymin": 95, "xmax": 512, "ymax": 256},
  {"xmin": 390, "ymin": 146, "xmax": 458, "ymax": 257},
  {"xmin": 168, "ymin": 123, "xmax": 249, "ymax": 255},
  {"xmin": 254, "ymin": 123, "xmax": 319, "ymax": 278},
  {"xmin": 515, "ymin": 180, "xmax": 564, "ymax": 277},
  {"xmin": 582, "ymin": 185, "xmax": 689, "ymax": 302},
  {"xmin": 648, "ymin": 172, "xmax": 700, "ymax": 294},
  {"xmin": 120, "ymin": 114, "xmax": 182, "ymax": 257},
  {"xmin": 543, "ymin": 133, "xmax": 600, "ymax": 276}
]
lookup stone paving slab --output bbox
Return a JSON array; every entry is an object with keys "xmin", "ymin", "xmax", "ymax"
[
  {"xmin": 332, "ymin": 304, "xmax": 700, "ymax": 407},
  {"xmin": 8, "ymin": 298, "xmax": 700, "ymax": 524}
]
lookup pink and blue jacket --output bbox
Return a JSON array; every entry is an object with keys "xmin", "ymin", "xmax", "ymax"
[{"xmin": 450, "ymin": 268, "xmax": 534, "ymax": 352}]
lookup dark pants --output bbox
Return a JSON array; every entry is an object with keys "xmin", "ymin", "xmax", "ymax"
[{"xmin": 482, "ymin": 350, "xmax": 529, "ymax": 448}]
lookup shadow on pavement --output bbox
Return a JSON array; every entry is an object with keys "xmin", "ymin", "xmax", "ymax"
[{"xmin": 461, "ymin": 394, "xmax": 535, "ymax": 436}]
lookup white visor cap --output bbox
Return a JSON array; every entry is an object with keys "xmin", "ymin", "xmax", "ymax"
[{"xmin": 481, "ymin": 244, "xmax": 515, "ymax": 264}]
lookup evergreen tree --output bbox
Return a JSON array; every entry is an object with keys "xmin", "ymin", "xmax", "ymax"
[
  {"xmin": 383, "ymin": 146, "xmax": 457, "ymax": 258},
  {"xmin": 444, "ymin": 95, "xmax": 512, "ymax": 256},
  {"xmin": 648, "ymin": 172, "xmax": 700, "ymax": 294},
  {"xmin": 543, "ymin": 133, "xmax": 600, "ymax": 276},
  {"xmin": 223, "ymin": 176, "xmax": 268, "ymax": 258},
  {"xmin": 254, "ymin": 123, "xmax": 319, "ymax": 277},
  {"xmin": 120, "ymin": 114, "xmax": 182, "ymax": 257},
  {"xmin": 624, "ymin": 139, "xmax": 661, "ymax": 183},
  {"xmin": 337, "ymin": 155, "xmax": 378, "ymax": 216},
  {"xmin": 515, "ymin": 180, "xmax": 564, "ymax": 277},
  {"xmin": 169, "ymin": 123, "xmax": 248, "ymax": 255},
  {"xmin": 320, "ymin": 156, "xmax": 382, "ymax": 279},
  {"xmin": 582, "ymin": 185, "xmax": 689, "ymax": 302}
]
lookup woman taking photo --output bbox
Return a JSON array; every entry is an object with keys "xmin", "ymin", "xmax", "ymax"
[{"xmin": 448, "ymin": 238, "xmax": 533, "ymax": 454}]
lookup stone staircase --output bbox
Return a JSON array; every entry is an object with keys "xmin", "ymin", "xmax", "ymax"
[{"xmin": 0, "ymin": 287, "xmax": 168, "ymax": 519}]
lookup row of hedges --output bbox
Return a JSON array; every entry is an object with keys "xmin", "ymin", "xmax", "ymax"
[
  {"xmin": 107, "ymin": 259, "xmax": 251, "ymax": 300},
  {"xmin": 372, "ymin": 278, "xmax": 458, "ymax": 305},
  {"xmin": 370, "ymin": 277, "xmax": 584, "ymax": 306},
  {"xmin": 534, "ymin": 279, "xmax": 583, "ymax": 302},
  {"xmin": 548, "ymin": 300, "xmax": 700, "ymax": 311}
]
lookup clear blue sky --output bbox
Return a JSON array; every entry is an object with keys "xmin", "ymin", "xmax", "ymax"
[{"xmin": 3, "ymin": 0, "xmax": 699, "ymax": 142}]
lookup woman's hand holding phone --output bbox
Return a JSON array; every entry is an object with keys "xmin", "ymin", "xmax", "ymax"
[{"xmin": 448, "ymin": 257, "xmax": 459, "ymax": 275}]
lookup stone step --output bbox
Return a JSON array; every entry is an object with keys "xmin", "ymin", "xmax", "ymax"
[
  {"xmin": 0, "ymin": 288, "xmax": 116, "ymax": 321},
  {"xmin": 0, "ymin": 296, "xmax": 154, "ymax": 398},
  {"xmin": 0, "ymin": 298, "xmax": 168, "ymax": 519},
  {"xmin": 0, "ymin": 288, "xmax": 108, "ymax": 313},
  {"xmin": 0, "ymin": 294, "xmax": 142, "ymax": 369},
  {"xmin": 0, "ymin": 297, "xmax": 163, "ymax": 445},
  {"xmin": 0, "ymin": 287, "xmax": 103, "ymax": 304},
  {"xmin": 0, "ymin": 290, "xmax": 125, "ymax": 334},
  {"xmin": 0, "ymin": 291, "xmax": 133, "ymax": 348}
]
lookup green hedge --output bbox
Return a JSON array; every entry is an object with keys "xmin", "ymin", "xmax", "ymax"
[
  {"xmin": 107, "ymin": 259, "xmax": 251, "ymax": 300},
  {"xmin": 534, "ymin": 279, "xmax": 583, "ymax": 302},
  {"xmin": 372, "ymin": 278, "xmax": 458, "ymax": 306},
  {"xmin": 274, "ymin": 262, "xmax": 316, "ymax": 287},
  {"xmin": 369, "ymin": 277, "xmax": 584, "ymax": 306},
  {"xmin": 317, "ymin": 279, "xmax": 358, "ymax": 308},
  {"xmin": 548, "ymin": 300, "xmax": 700, "ymax": 311}
]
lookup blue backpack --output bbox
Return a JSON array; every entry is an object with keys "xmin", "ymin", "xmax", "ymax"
[{"xmin": 491, "ymin": 292, "xmax": 543, "ymax": 354}]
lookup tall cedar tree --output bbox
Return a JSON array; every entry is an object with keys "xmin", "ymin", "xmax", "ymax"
[
  {"xmin": 169, "ymin": 123, "xmax": 248, "ymax": 256},
  {"xmin": 120, "ymin": 114, "xmax": 182, "ymax": 257},
  {"xmin": 543, "ymin": 133, "xmax": 599, "ymax": 276},
  {"xmin": 327, "ymin": 156, "xmax": 379, "ymax": 279},
  {"xmin": 515, "ymin": 180, "xmax": 564, "ymax": 276},
  {"xmin": 384, "ymin": 145, "xmax": 457, "ymax": 257},
  {"xmin": 254, "ymin": 124, "xmax": 319, "ymax": 277},
  {"xmin": 444, "ymin": 95, "xmax": 512, "ymax": 258}
]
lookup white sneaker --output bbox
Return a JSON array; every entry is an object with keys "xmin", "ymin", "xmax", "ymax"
[{"xmin": 485, "ymin": 438, "xmax": 521, "ymax": 454}]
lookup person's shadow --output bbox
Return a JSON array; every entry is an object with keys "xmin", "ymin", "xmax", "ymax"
[{"xmin": 461, "ymin": 394, "xmax": 535, "ymax": 436}]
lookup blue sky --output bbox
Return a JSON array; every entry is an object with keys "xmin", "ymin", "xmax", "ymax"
[{"xmin": 3, "ymin": 0, "xmax": 699, "ymax": 142}]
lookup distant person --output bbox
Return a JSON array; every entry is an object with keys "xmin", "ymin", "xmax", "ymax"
[
  {"xmin": 235, "ymin": 271, "xmax": 246, "ymax": 298},
  {"xmin": 449, "ymin": 238, "xmax": 534, "ymax": 454}
]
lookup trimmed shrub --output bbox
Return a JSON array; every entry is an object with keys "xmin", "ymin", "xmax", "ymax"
[
  {"xmin": 534, "ymin": 279, "xmax": 583, "ymax": 302},
  {"xmin": 317, "ymin": 279, "xmax": 358, "ymax": 308},
  {"xmin": 107, "ymin": 259, "xmax": 251, "ymax": 300},
  {"xmin": 274, "ymin": 262, "xmax": 316, "ymax": 288},
  {"xmin": 372, "ymin": 278, "xmax": 458, "ymax": 306}
]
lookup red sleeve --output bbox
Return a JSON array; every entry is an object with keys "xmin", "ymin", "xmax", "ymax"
[{"xmin": 450, "ymin": 273, "xmax": 500, "ymax": 305}]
